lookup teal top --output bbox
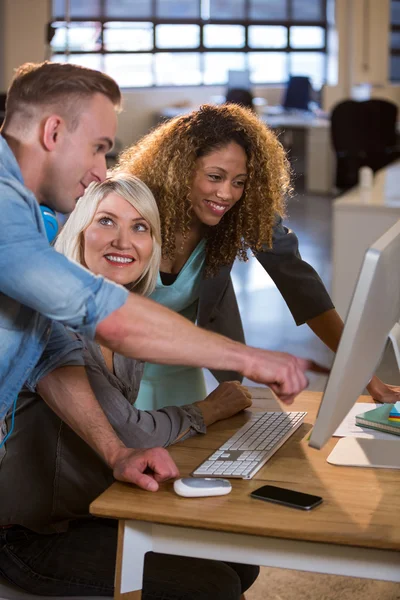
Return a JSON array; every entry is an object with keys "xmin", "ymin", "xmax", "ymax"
[{"xmin": 135, "ymin": 239, "xmax": 207, "ymax": 410}]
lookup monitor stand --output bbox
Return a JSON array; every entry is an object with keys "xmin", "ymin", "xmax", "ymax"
[
  {"xmin": 388, "ymin": 321, "xmax": 400, "ymax": 371},
  {"xmin": 327, "ymin": 437, "xmax": 400, "ymax": 469},
  {"xmin": 328, "ymin": 322, "xmax": 400, "ymax": 469}
]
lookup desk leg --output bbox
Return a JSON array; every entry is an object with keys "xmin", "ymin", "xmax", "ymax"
[{"xmin": 114, "ymin": 520, "xmax": 153, "ymax": 600}]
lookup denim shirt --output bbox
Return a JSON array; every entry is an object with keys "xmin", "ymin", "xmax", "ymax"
[{"xmin": 0, "ymin": 135, "xmax": 129, "ymax": 418}]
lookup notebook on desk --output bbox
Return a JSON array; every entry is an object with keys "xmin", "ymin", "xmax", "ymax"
[{"xmin": 355, "ymin": 404, "xmax": 400, "ymax": 436}]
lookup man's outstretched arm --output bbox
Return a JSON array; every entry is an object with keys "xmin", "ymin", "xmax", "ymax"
[
  {"xmin": 96, "ymin": 293, "xmax": 320, "ymax": 404},
  {"xmin": 37, "ymin": 366, "xmax": 180, "ymax": 491}
]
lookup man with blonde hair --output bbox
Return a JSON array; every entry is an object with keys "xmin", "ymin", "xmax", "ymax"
[{"xmin": 0, "ymin": 61, "xmax": 316, "ymax": 490}]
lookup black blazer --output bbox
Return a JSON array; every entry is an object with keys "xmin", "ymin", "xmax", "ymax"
[{"xmin": 197, "ymin": 216, "xmax": 334, "ymax": 382}]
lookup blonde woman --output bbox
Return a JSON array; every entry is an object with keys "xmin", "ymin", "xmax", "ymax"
[{"xmin": 0, "ymin": 173, "xmax": 258, "ymax": 600}]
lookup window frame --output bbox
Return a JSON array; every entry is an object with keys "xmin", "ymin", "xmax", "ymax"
[{"xmin": 50, "ymin": 0, "xmax": 329, "ymax": 88}]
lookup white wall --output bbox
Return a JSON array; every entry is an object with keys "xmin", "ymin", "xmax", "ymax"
[
  {"xmin": 1, "ymin": 0, "xmax": 49, "ymax": 88},
  {"xmin": 323, "ymin": 0, "xmax": 400, "ymax": 111},
  {"xmin": 0, "ymin": 1, "xmax": 5, "ymax": 91}
]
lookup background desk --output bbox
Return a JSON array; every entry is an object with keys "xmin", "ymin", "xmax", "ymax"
[
  {"xmin": 262, "ymin": 113, "xmax": 334, "ymax": 195},
  {"xmin": 91, "ymin": 389, "xmax": 400, "ymax": 600},
  {"xmin": 332, "ymin": 160, "xmax": 400, "ymax": 318}
]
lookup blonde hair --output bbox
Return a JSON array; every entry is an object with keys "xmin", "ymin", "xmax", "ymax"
[{"xmin": 55, "ymin": 173, "xmax": 161, "ymax": 296}]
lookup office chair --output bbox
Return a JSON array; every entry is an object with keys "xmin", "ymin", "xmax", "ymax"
[
  {"xmin": 363, "ymin": 99, "xmax": 399, "ymax": 172},
  {"xmin": 225, "ymin": 88, "xmax": 254, "ymax": 110},
  {"xmin": 331, "ymin": 99, "xmax": 399, "ymax": 190},
  {"xmin": 282, "ymin": 76, "xmax": 311, "ymax": 112}
]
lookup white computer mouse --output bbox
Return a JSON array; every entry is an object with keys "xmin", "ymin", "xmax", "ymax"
[{"xmin": 173, "ymin": 477, "xmax": 232, "ymax": 498}]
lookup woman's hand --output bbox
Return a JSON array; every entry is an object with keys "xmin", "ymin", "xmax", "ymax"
[
  {"xmin": 195, "ymin": 381, "xmax": 252, "ymax": 427},
  {"xmin": 367, "ymin": 376, "xmax": 400, "ymax": 403}
]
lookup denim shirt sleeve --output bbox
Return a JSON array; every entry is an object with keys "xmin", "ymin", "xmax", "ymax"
[
  {"xmin": 25, "ymin": 322, "xmax": 85, "ymax": 392},
  {"xmin": 0, "ymin": 179, "xmax": 129, "ymax": 339}
]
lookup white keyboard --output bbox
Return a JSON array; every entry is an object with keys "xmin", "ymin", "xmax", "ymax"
[{"xmin": 192, "ymin": 411, "xmax": 307, "ymax": 480}]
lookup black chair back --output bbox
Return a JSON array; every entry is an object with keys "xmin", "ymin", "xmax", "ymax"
[
  {"xmin": 0, "ymin": 93, "xmax": 6, "ymax": 128},
  {"xmin": 363, "ymin": 99, "xmax": 398, "ymax": 171},
  {"xmin": 225, "ymin": 88, "xmax": 254, "ymax": 110},
  {"xmin": 331, "ymin": 98, "xmax": 399, "ymax": 190}
]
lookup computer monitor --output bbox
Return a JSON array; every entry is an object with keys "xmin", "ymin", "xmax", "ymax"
[
  {"xmin": 227, "ymin": 70, "xmax": 251, "ymax": 91},
  {"xmin": 309, "ymin": 219, "xmax": 400, "ymax": 450},
  {"xmin": 282, "ymin": 76, "xmax": 311, "ymax": 111}
]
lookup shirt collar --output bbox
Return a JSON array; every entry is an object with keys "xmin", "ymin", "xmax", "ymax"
[{"xmin": 0, "ymin": 134, "xmax": 24, "ymax": 184}]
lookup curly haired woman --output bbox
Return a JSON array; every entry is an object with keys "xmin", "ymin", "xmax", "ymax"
[{"xmin": 117, "ymin": 103, "xmax": 399, "ymax": 409}]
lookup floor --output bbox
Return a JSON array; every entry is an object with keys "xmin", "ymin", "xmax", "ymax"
[{"xmin": 246, "ymin": 565, "xmax": 400, "ymax": 600}]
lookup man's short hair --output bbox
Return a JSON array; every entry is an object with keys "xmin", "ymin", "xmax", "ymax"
[{"xmin": 4, "ymin": 61, "xmax": 122, "ymax": 131}]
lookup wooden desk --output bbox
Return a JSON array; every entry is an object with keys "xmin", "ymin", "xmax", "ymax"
[{"xmin": 90, "ymin": 389, "xmax": 400, "ymax": 599}]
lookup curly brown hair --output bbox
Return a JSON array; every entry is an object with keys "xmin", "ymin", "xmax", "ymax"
[{"xmin": 117, "ymin": 103, "xmax": 291, "ymax": 276}]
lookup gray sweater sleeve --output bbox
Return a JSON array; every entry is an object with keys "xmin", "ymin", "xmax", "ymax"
[
  {"xmin": 83, "ymin": 351, "xmax": 206, "ymax": 448},
  {"xmin": 255, "ymin": 215, "xmax": 334, "ymax": 325}
]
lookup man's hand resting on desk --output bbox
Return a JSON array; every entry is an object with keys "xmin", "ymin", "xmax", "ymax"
[
  {"xmin": 244, "ymin": 348, "xmax": 329, "ymax": 405},
  {"xmin": 112, "ymin": 447, "xmax": 180, "ymax": 492},
  {"xmin": 194, "ymin": 381, "xmax": 252, "ymax": 427}
]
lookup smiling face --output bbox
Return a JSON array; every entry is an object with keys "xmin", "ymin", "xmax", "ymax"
[
  {"xmin": 83, "ymin": 192, "xmax": 153, "ymax": 286},
  {"xmin": 189, "ymin": 141, "xmax": 248, "ymax": 227},
  {"xmin": 42, "ymin": 93, "xmax": 117, "ymax": 214}
]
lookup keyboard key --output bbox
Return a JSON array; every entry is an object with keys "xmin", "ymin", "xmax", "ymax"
[{"xmin": 192, "ymin": 411, "xmax": 306, "ymax": 480}]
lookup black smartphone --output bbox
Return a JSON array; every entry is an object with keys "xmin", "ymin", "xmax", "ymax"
[{"xmin": 250, "ymin": 484, "xmax": 323, "ymax": 510}]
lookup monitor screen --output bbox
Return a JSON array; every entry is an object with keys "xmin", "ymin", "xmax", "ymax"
[
  {"xmin": 282, "ymin": 76, "xmax": 311, "ymax": 111},
  {"xmin": 309, "ymin": 220, "xmax": 400, "ymax": 450}
]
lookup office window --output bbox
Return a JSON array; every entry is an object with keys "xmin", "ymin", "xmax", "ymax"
[
  {"xmin": 204, "ymin": 25, "xmax": 246, "ymax": 48},
  {"xmin": 290, "ymin": 52, "xmax": 325, "ymax": 88},
  {"xmin": 155, "ymin": 53, "xmax": 202, "ymax": 85},
  {"xmin": 390, "ymin": 0, "xmax": 400, "ymax": 81},
  {"xmin": 105, "ymin": 53, "xmax": 153, "ymax": 87},
  {"xmin": 250, "ymin": 0, "xmax": 287, "ymax": 21},
  {"xmin": 104, "ymin": 23, "xmax": 153, "ymax": 51},
  {"xmin": 105, "ymin": 0, "xmax": 152, "ymax": 18},
  {"xmin": 50, "ymin": 0, "xmax": 329, "ymax": 88},
  {"xmin": 51, "ymin": 21, "xmax": 102, "ymax": 52},
  {"xmin": 157, "ymin": 0, "xmax": 200, "ymax": 18},
  {"xmin": 290, "ymin": 26, "xmax": 324, "ymax": 49},
  {"xmin": 203, "ymin": 52, "xmax": 246, "ymax": 84},
  {"xmin": 292, "ymin": 0, "xmax": 323, "ymax": 21},
  {"xmin": 209, "ymin": 0, "xmax": 245, "ymax": 20},
  {"xmin": 248, "ymin": 26, "xmax": 287, "ymax": 49},
  {"xmin": 249, "ymin": 52, "xmax": 287, "ymax": 83},
  {"xmin": 156, "ymin": 25, "xmax": 200, "ymax": 49}
]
